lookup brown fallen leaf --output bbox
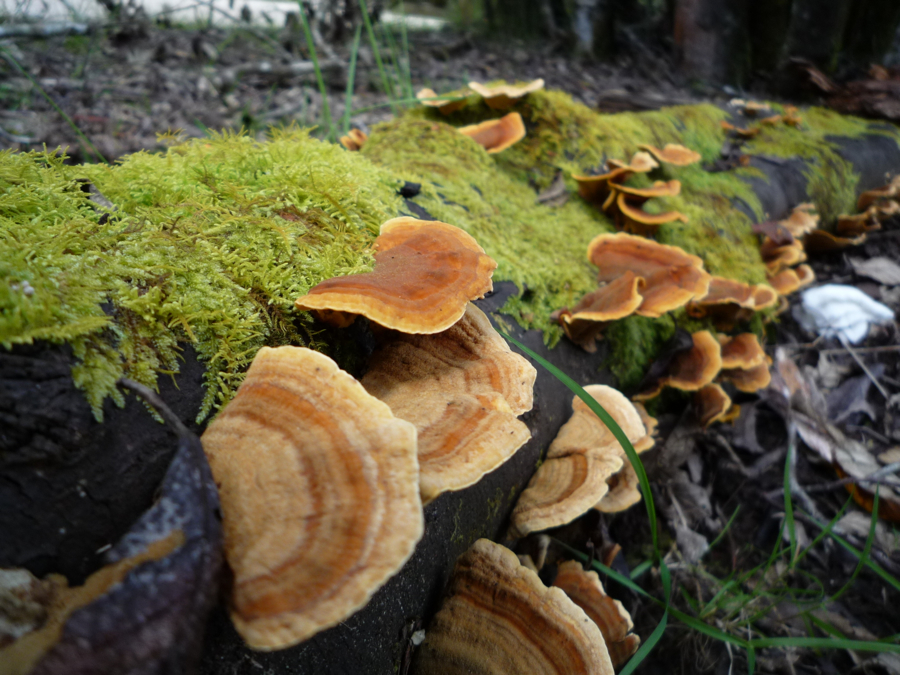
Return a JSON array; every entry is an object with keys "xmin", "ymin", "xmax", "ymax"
[{"xmin": 851, "ymin": 256, "xmax": 900, "ymax": 286}]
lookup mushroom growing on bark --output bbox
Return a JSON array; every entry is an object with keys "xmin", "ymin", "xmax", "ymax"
[
  {"xmin": 467, "ymin": 79, "xmax": 545, "ymax": 109},
  {"xmin": 412, "ymin": 539, "xmax": 615, "ymax": 675},
  {"xmin": 509, "ymin": 385, "xmax": 649, "ymax": 537},
  {"xmin": 201, "ymin": 346, "xmax": 423, "ymax": 650},
  {"xmin": 295, "ymin": 217, "xmax": 497, "ymax": 334},
  {"xmin": 362, "ymin": 303, "xmax": 536, "ymax": 504}
]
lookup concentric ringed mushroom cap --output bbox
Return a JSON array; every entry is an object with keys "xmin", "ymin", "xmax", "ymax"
[
  {"xmin": 637, "ymin": 142, "xmax": 702, "ymax": 166},
  {"xmin": 201, "ymin": 346, "xmax": 423, "ymax": 650},
  {"xmin": 694, "ymin": 382, "xmax": 733, "ymax": 428},
  {"xmin": 588, "ymin": 232, "xmax": 706, "ymax": 282},
  {"xmin": 362, "ymin": 303, "xmax": 536, "ymax": 504},
  {"xmin": 468, "ymin": 79, "xmax": 545, "ymax": 109},
  {"xmin": 510, "ymin": 386, "xmax": 647, "ymax": 537},
  {"xmin": 552, "ymin": 561, "xmax": 640, "ymax": 668},
  {"xmin": 635, "ymin": 330, "xmax": 723, "ymax": 400},
  {"xmin": 295, "ymin": 217, "xmax": 497, "ymax": 334},
  {"xmin": 458, "ymin": 112, "xmax": 526, "ymax": 153},
  {"xmin": 718, "ymin": 333, "xmax": 766, "ymax": 370},
  {"xmin": 411, "ymin": 539, "xmax": 615, "ymax": 675}
]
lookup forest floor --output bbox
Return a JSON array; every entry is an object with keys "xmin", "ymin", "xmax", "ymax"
[{"xmin": 3, "ymin": 15, "xmax": 900, "ymax": 675}]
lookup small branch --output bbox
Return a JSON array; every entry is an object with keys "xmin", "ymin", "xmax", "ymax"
[
  {"xmin": 119, "ymin": 378, "xmax": 189, "ymax": 437},
  {"xmin": 839, "ymin": 334, "xmax": 891, "ymax": 399},
  {"xmin": 766, "ymin": 461, "xmax": 900, "ymax": 497},
  {"xmin": 0, "ymin": 22, "xmax": 90, "ymax": 38}
]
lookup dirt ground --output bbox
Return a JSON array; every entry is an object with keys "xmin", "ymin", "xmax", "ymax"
[{"xmin": 3, "ymin": 15, "xmax": 900, "ymax": 675}]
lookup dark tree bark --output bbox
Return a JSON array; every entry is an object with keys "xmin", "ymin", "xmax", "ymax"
[
  {"xmin": 785, "ymin": 0, "xmax": 853, "ymax": 73},
  {"xmin": 748, "ymin": 0, "xmax": 793, "ymax": 74},
  {"xmin": 673, "ymin": 0, "xmax": 751, "ymax": 85},
  {"xmin": 842, "ymin": 0, "xmax": 900, "ymax": 68}
]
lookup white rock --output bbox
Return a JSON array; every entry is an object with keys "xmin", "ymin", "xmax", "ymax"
[{"xmin": 795, "ymin": 284, "xmax": 895, "ymax": 344}]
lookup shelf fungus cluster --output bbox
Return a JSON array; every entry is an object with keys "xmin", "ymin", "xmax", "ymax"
[
  {"xmin": 202, "ymin": 218, "xmax": 536, "ymax": 650},
  {"xmin": 458, "ymin": 112, "xmax": 527, "ymax": 154},
  {"xmin": 573, "ymin": 145, "xmax": 698, "ymax": 235},
  {"xmin": 634, "ymin": 330, "xmax": 772, "ymax": 426},
  {"xmin": 411, "ymin": 539, "xmax": 617, "ymax": 675},
  {"xmin": 760, "ymin": 203, "xmax": 817, "ymax": 305},
  {"xmin": 834, "ymin": 174, "xmax": 900, "ymax": 239},
  {"xmin": 509, "ymin": 385, "xmax": 657, "ymax": 539},
  {"xmin": 552, "ymin": 233, "xmax": 712, "ymax": 352}
]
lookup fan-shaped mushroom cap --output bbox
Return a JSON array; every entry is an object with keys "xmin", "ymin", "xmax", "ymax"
[
  {"xmin": 411, "ymin": 539, "xmax": 614, "ymax": 675},
  {"xmin": 612, "ymin": 179, "xmax": 682, "ymax": 201},
  {"xmin": 837, "ymin": 208, "xmax": 882, "ymax": 236},
  {"xmin": 362, "ymin": 303, "xmax": 535, "ymax": 504},
  {"xmin": 635, "ymin": 330, "xmax": 723, "ymax": 400},
  {"xmin": 552, "ymin": 561, "xmax": 640, "ymax": 668},
  {"xmin": 339, "ymin": 128, "xmax": 367, "ymax": 151},
  {"xmin": 695, "ymin": 383, "xmax": 733, "ymax": 428},
  {"xmin": 767, "ymin": 264, "xmax": 815, "ymax": 295},
  {"xmin": 295, "ymin": 217, "xmax": 497, "ymax": 334},
  {"xmin": 509, "ymin": 386, "xmax": 646, "ymax": 538},
  {"xmin": 572, "ymin": 168, "xmax": 631, "ymax": 207},
  {"xmin": 416, "ymin": 87, "xmax": 469, "ymax": 115},
  {"xmin": 718, "ymin": 333, "xmax": 766, "ymax": 370},
  {"xmin": 761, "ymin": 238, "xmax": 807, "ymax": 275},
  {"xmin": 637, "ymin": 142, "xmax": 702, "ymax": 166},
  {"xmin": 694, "ymin": 276, "xmax": 778, "ymax": 310},
  {"xmin": 752, "ymin": 284, "xmax": 779, "ymax": 309},
  {"xmin": 201, "ymin": 347, "xmax": 423, "ymax": 650},
  {"xmin": 636, "ymin": 264, "xmax": 711, "ymax": 318},
  {"xmin": 594, "ymin": 460, "xmax": 642, "ymax": 513},
  {"xmin": 780, "ymin": 203, "xmax": 819, "ymax": 237},
  {"xmin": 607, "ymin": 151, "xmax": 660, "ymax": 174},
  {"xmin": 588, "ymin": 232, "xmax": 706, "ymax": 281},
  {"xmin": 720, "ymin": 361, "xmax": 772, "ymax": 393},
  {"xmin": 468, "ymin": 78, "xmax": 545, "ymax": 109},
  {"xmin": 633, "ymin": 401, "xmax": 658, "ymax": 451},
  {"xmin": 858, "ymin": 174, "xmax": 900, "ymax": 210},
  {"xmin": 552, "ymin": 272, "xmax": 645, "ymax": 351},
  {"xmin": 615, "ymin": 192, "xmax": 689, "ymax": 236},
  {"xmin": 720, "ymin": 121, "xmax": 761, "ymax": 138},
  {"xmin": 458, "ymin": 112, "xmax": 526, "ymax": 153},
  {"xmin": 804, "ymin": 229, "xmax": 866, "ymax": 252}
]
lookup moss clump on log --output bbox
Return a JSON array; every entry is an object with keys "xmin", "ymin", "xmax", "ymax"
[{"xmin": 2, "ymin": 90, "xmax": 899, "ymax": 416}]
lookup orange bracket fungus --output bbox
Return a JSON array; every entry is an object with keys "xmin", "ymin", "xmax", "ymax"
[
  {"xmin": 694, "ymin": 382, "xmax": 733, "ymax": 428},
  {"xmin": 572, "ymin": 152, "xmax": 658, "ymax": 208},
  {"xmin": 361, "ymin": 303, "xmax": 536, "ymax": 504},
  {"xmin": 636, "ymin": 330, "xmax": 723, "ymax": 400},
  {"xmin": 339, "ymin": 128, "xmax": 367, "ymax": 151},
  {"xmin": 509, "ymin": 385, "xmax": 649, "ymax": 538},
  {"xmin": 612, "ymin": 183, "xmax": 689, "ymax": 236},
  {"xmin": 636, "ymin": 142, "xmax": 702, "ymax": 166},
  {"xmin": 550, "ymin": 271, "xmax": 645, "ymax": 352},
  {"xmin": 588, "ymin": 232, "xmax": 711, "ymax": 318},
  {"xmin": 457, "ymin": 112, "xmax": 526, "ymax": 153},
  {"xmin": 411, "ymin": 539, "xmax": 615, "ymax": 675},
  {"xmin": 295, "ymin": 217, "xmax": 497, "ymax": 334},
  {"xmin": 416, "ymin": 87, "xmax": 469, "ymax": 115},
  {"xmin": 467, "ymin": 78, "xmax": 545, "ymax": 109},
  {"xmin": 552, "ymin": 561, "xmax": 641, "ymax": 667},
  {"xmin": 201, "ymin": 346, "xmax": 423, "ymax": 650},
  {"xmin": 767, "ymin": 264, "xmax": 815, "ymax": 296},
  {"xmin": 689, "ymin": 277, "xmax": 778, "ymax": 331}
]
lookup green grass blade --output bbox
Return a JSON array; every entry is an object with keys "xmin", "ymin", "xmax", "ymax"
[
  {"xmin": 807, "ymin": 513, "xmax": 900, "ymax": 594},
  {"xmin": 295, "ymin": 2, "xmax": 334, "ymax": 141},
  {"xmin": 398, "ymin": 1, "xmax": 413, "ymax": 99},
  {"xmin": 500, "ymin": 331, "xmax": 659, "ymax": 555},
  {"xmin": 828, "ymin": 488, "xmax": 879, "ymax": 603},
  {"xmin": 0, "ymin": 45, "xmax": 107, "ymax": 164},
  {"xmin": 747, "ymin": 645, "xmax": 756, "ymax": 674},
  {"xmin": 793, "ymin": 494, "xmax": 853, "ymax": 567},
  {"xmin": 341, "ymin": 24, "xmax": 363, "ymax": 136},
  {"xmin": 631, "ymin": 559, "xmax": 653, "ymax": 580},
  {"xmin": 554, "ymin": 540, "xmax": 651, "ymax": 598},
  {"xmin": 619, "ymin": 608, "xmax": 668, "ymax": 675},
  {"xmin": 705, "ymin": 505, "xmax": 740, "ymax": 555},
  {"xmin": 357, "ymin": 0, "xmax": 398, "ymax": 113}
]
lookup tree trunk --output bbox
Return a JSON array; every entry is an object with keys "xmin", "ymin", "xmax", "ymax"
[
  {"xmin": 673, "ymin": 0, "xmax": 751, "ymax": 85},
  {"xmin": 784, "ymin": 0, "xmax": 852, "ymax": 73},
  {"xmin": 748, "ymin": 0, "xmax": 793, "ymax": 74},
  {"xmin": 842, "ymin": 0, "xmax": 900, "ymax": 68}
]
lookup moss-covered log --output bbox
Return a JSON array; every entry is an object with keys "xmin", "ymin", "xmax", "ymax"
[{"xmin": 3, "ymin": 92, "xmax": 900, "ymax": 673}]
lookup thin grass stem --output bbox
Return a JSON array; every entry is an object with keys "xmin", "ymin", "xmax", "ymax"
[
  {"xmin": 341, "ymin": 24, "xmax": 363, "ymax": 135},
  {"xmin": 357, "ymin": 0, "xmax": 397, "ymax": 114},
  {"xmin": 296, "ymin": 1, "xmax": 334, "ymax": 141}
]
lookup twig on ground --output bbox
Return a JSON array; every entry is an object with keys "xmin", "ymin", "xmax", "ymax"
[
  {"xmin": 839, "ymin": 335, "xmax": 891, "ymax": 399},
  {"xmin": 777, "ymin": 343, "xmax": 900, "ymax": 355},
  {"xmin": 845, "ymin": 424, "xmax": 891, "ymax": 445},
  {"xmin": 118, "ymin": 378, "xmax": 189, "ymax": 437}
]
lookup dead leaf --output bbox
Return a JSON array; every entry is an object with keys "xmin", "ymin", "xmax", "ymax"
[
  {"xmin": 851, "ymin": 256, "xmax": 900, "ymax": 286},
  {"xmin": 833, "ymin": 511, "xmax": 900, "ymax": 556},
  {"xmin": 826, "ymin": 365, "xmax": 884, "ymax": 424},
  {"xmin": 536, "ymin": 172, "xmax": 569, "ymax": 207},
  {"xmin": 813, "ymin": 353, "xmax": 852, "ymax": 390}
]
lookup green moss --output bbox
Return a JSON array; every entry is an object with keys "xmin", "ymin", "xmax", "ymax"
[
  {"xmin": 603, "ymin": 314, "xmax": 676, "ymax": 390},
  {"xmin": 5, "ymin": 90, "xmax": 899, "ymax": 417},
  {"xmin": 743, "ymin": 106, "xmax": 900, "ymax": 225},
  {"xmin": 361, "ymin": 117, "xmax": 611, "ymax": 345},
  {"xmin": 1, "ymin": 128, "xmax": 402, "ymax": 420}
]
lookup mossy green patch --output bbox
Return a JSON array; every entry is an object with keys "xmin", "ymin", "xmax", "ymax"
[{"xmin": 1, "ymin": 128, "xmax": 402, "ymax": 420}]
